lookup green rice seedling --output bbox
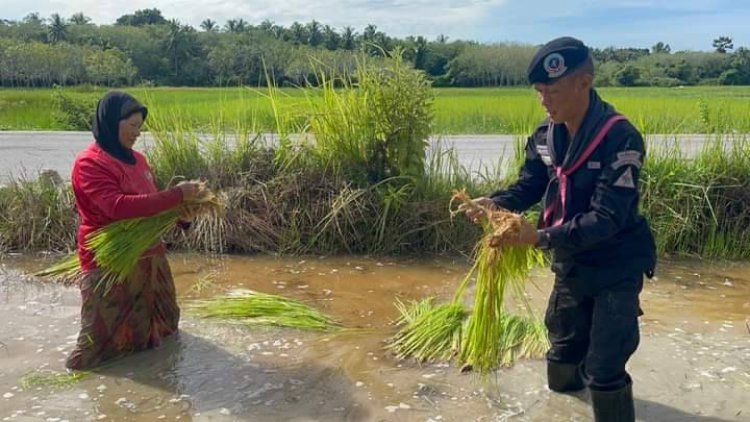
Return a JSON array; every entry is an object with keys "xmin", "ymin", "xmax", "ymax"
[
  {"xmin": 188, "ymin": 269, "xmax": 219, "ymax": 295},
  {"xmin": 495, "ymin": 313, "xmax": 549, "ymax": 367},
  {"xmin": 86, "ymin": 182, "xmax": 226, "ymax": 293},
  {"xmin": 387, "ymin": 298, "xmax": 466, "ymax": 362},
  {"xmin": 451, "ymin": 189, "xmax": 546, "ymax": 375},
  {"xmin": 20, "ymin": 369, "xmax": 90, "ymax": 390},
  {"xmin": 189, "ymin": 290, "xmax": 338, "ymax": 331},
  {"xmin": 34, "ymin": 253, "xmax": 82, "ymax": 283},
  {"xmin": 387, "ymin": 189, "xmax": 547, "ymax": 373}
]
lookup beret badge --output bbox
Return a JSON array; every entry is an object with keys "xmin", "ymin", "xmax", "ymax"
[{"xmin": 543, "ymin": 53, "xmax": 567, "ymax": 79}]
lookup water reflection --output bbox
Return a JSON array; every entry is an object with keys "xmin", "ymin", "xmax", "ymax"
[{"xmin": 0, "ymin": 253, "xmax": 747, "ymax": 421}]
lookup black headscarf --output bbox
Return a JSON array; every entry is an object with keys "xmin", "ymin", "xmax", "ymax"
[{"xmin": 92, "ymin": 91, "xmax": 148, "ymax": 165}]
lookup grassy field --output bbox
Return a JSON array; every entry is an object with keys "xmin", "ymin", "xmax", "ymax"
[{"xmin": 1, "ymin": 86, "xmax": 750, "ymax": 134}]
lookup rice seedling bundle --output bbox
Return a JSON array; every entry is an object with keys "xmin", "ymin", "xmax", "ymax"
[
  {"xmin": 87, "ymin": 180, "xmax": 226, "ymax": 293},
  {"xmin": 33, "ymin": 253, "xmax": 82, "ymax": 283},
  {"xmin": 36, "ymin": 181, "xmax": 225, "ymax": 291},
  {"xmin": 387, "ymin": 189, "xmax": 548, "ymax": 375},
  {"xmin": 387, "ymin": 298, "xmax": 466, "ymax": 362},
  {"xmin": 189, "ymin": 290, "xmax": 338, "ymax": 331}
]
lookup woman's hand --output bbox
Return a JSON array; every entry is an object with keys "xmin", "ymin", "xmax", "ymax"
[{"xmin": 176, "ymin": 181, "xmax": 201, "ymax": 201}]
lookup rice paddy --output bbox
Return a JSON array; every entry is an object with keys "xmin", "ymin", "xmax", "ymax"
[{"xmin": 2, "ymin": 86, "xmax": 750, "ymax": 134}]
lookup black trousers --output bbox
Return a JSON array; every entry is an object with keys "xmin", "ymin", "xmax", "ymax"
[{"xmin": 544, "ymin": 266, "xmax": 643, "ymax": 392}]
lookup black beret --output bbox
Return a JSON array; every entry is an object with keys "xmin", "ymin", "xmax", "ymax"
[{"xmin": 527, "ymin": 37, "xmax": 591, "ymax": 84}]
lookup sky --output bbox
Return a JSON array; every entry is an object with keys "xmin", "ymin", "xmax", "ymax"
[{"xmin": 2, "ymin": 0, "xmax": 749, "ymax": 51}]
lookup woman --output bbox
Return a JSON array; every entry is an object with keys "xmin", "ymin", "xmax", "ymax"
[{"xmin": 66, "ymin": 91, "xmax": 200, "ymax": 370}]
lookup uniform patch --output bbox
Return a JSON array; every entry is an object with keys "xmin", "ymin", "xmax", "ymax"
[
  {"xmin": 536, "ymin": 145, "xmax": 553, "ymax": 166},
  {"xmin": 587, "ymin": 161, "xmax": 601, "ymax": 169},
  {"xmin": 612, "ymin": 150, "xmax": 642, "ymax": 170},
  {"xmin": 613, "ymin": 167, "xmax": 636, "ymax": 189}
]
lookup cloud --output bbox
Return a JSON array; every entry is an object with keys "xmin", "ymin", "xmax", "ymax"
[
  {"xmin": 3, "ymin": 0, "xmax": 507, "ymax": 39},
  {"xmin": 2, "ymin": 0, "xmax": 748, "ymax": 50}
]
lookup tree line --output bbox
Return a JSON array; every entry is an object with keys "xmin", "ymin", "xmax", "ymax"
[{"xmin": 1, "ymin": 9, "xmax": 748, "ymax": 88}]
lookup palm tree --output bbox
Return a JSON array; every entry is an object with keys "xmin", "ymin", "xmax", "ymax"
[
  {"xmin": 413, "ymin": 36, "xmax": 429, "ymax": 69},
  {"xmin": 259, "ymin": 19, "xmax": 274, "ymax": 32},
  {"xmin": 225, "ymin": 19, "xmax": 247, "ymax": 33},
  {"xmin": 290, "ymin": 22, "xmax": 306, "ymax": 45},
  {"xmin": 201, "ymin": 19, "xmax": 218, "ymax": 32},
  {"xmin": 69, "ymin": 12, "xmax": 91, "ymax": 25},
  {"xmin": 323, "ymin": 25, "xmax": 339, "ymax": 50},
  {"xmin": 163, "ymin": 20, "xmax": 196, "ymax": 78},
  {"xmin": 23, "ymin": 13, "xmax": 43, "ymax": 25},
  {"xmin": 306, "ymin": 20, "xmax": 322, "ymax": 47},
  {"xmin": 47, "ymin": 13, "xmax": 67, "ymax": 44},
  {"xmin": 341, "ymin": 26, "xmax": 356, "ymax": 50}
]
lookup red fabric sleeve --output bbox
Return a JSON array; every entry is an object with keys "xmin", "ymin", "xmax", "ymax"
[{"xmin": 74, "ymin": 157, "xmax": 183, "ymax": 220}]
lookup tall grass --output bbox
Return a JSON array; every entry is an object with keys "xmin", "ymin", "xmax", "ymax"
[
  {"xmin": 641, "ymin": 134, "xmax": 750, "ymax": 258},
  {"xmin": 0, "ymin": 173, "xmax": 76, "ymax": 253}
]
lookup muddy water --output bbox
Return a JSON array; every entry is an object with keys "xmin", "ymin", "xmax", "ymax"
[{"xmin": 0, "ymin": 254, "xmax": 748, "ymax": 421}]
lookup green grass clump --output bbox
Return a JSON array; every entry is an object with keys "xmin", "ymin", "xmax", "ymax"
[
  {"xmin": 20, "ymin": 369, "xmax": 90, "ymax": 390},
  {"xmin": 189, "ymin": 290, "xmax": 339, "ymax": 331}
]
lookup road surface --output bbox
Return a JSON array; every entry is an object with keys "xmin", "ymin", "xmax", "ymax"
[{"xmin": 0, "ymin": 131, "xmax": 739, "ymax": 183}]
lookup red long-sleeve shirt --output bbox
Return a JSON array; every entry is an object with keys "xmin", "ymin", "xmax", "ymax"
[{"xmin": 71, "ymin": 143, "xmax": 183, "ymax": 272}]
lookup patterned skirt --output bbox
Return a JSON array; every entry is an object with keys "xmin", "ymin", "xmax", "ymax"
[{"xmin": 65, "ymin": 254, "xmax": 180, "ymax": 370}]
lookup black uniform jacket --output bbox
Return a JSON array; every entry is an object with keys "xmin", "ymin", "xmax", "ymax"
[{"xmin": 490, "ymin": 89, "xmax": 656, "ymax": 281}]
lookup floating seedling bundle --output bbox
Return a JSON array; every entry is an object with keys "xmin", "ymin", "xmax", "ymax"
[
  {"xmin": 189, "ymin": 289, "xmax": 339, "ymax": 331},
  {"xmin": 387, "ymin": 189, "xmax": 549, "ymax": 375}
]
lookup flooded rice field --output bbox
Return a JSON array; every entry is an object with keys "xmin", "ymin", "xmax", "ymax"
[{"xmin": 0, "ymin": 254, "xmax": 748, "ymax": 421}]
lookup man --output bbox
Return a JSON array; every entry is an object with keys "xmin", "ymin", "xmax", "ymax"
[{"xmin": 464, "ymin": 37, "xmax": 656, "ymax": 421}]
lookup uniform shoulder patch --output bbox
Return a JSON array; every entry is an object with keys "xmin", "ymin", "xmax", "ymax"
[
  {"xmin": 612, "ymin": 150, "xmax": 642, "ymax": 170},
  {"xmin": 613, "ymin": 167, "xmax": 636, "ymax": 189}
]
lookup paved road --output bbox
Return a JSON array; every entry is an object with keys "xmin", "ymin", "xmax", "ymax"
[{"xmin": 0, "ymin": 131, "xmax": 740, "ymax": 183}]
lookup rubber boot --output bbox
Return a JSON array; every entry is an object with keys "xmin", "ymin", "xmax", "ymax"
[
  {"xmin": 547, "ymin": 362, "xmax": 585, "ymax": 393},
  {"xmin": 590, "ymin": 382, "xmax": 635, "ymax": 422}
]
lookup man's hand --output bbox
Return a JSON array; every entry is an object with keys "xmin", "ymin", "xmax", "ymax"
[
  {"xmin": 490, "ymin": 217, "xmax": 539, "ymax": 247},
  {"xmin": 458, "ymin": 197, "xmax": 495, "ymax": 224},
  {"xmin": 512, "ymin": 218, "xmax": 539, "ymax": 246}
]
